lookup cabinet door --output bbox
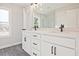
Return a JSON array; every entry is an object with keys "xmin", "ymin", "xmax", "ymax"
[
  {"xmin": 25, "ymin": 36, "xmax": 31, "ymax": 55},
  {"xmin": 22, "ymin": 31, "xmax": 26, "ymax": 51},
  {"xmin": 22, "ymin": 32, "xmax": 31, "ymax": 55},
  {"xmin": 41, "ymin": 41, "xmax": 54, "ymax": 56},
  {"xmin": 54, "ymin": 45, "xmax": 75, "ymax": 56}
]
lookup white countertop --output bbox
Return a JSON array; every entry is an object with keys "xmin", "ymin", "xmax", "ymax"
[{"xmin": 26, "ymin": 28, "xmax": 79, "ymax": 39}]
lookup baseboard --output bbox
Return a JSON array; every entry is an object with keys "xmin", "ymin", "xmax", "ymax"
[{"xmin": 0, "ymin": 42, "xmax": 22, "ymax": 49}]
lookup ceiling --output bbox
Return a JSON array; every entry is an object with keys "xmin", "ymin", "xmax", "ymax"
[
  {"xmin": 0, "ymin": 3, "xmax": 77, "ymax": 7},
  {"xmin": 0, "ymin": 3, "xmax": 31, "ymax": 7},
  {"xmin": 0, "ymin": 3, "xmax": 79, "ymax": 10}
]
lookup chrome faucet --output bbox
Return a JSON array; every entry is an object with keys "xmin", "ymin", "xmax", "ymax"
[{"xmin": 59, "ymin": 24, "xmax": 64, "ymax": 32}]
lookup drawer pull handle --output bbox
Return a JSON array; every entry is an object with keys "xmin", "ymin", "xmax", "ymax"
[
  {"xmin": 51, "ymin": 46, "xmax": 53, "ymax": 54},
  {"xmin": 54, "ymin": 47, "xmax": 56, "ymax": 55},
  {"xmin": 33, "ymin": 35, "xmax": 37, "ymax": 37},
  {"xmin": 22, "ymin": 29, "xmax": 27, "ymax": 30},
  {"xmin": 33, "ymin": 52, "xmax": 37, "ymax": 56},
  {"xmin": 24, "ymin": 37, "xmax": 26, "ymax": 42},
  {"xmin": 33, "ymin": 43, "xmax": 37, "ymax": 45}
]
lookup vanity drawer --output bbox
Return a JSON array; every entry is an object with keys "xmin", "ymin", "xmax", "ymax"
[
  {"xmin": 42, "ymin": 35, "xmax": 75, "ymax": 49},
  {"xmin": 42, "ymin": 35, "xmax": 54, "ymax": 43},
  {"xmin": 54, "ymin": 36, "xmax": 75, "ymax": 49},
  {"xmin": 32, "ymin": 39, "xmax": 40, "ymax": 51},
  {"xmin": 32, "ymin": 48, "xmax": 40, "ymax": 56},
  {"xmin": 31, "ymin": 33, "xmax": 41, "ymax": 39}
]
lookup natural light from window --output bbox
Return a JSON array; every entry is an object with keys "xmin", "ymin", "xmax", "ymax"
[{"xmin": 0, "ymin": 9, "xmax": 9, "ymax": 33}]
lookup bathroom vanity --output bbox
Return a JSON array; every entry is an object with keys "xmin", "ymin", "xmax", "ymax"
[
  {"xmin": 22, "ymin": 4, "xmax": 79, "ymax": 56},
  {"xmin": 22, "ymin": 28, "xmax": 79, "ymax": 56}
]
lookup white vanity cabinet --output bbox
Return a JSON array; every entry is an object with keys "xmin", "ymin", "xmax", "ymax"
[
  {"xmin": 54, "ymin": 44, "xmax": 75, "ymax": 56},
  {"xmin": 22, "ymin": 31, "xmax": 32, "ymax": 55},
  {"xmin": 22, "ymin": 31, "xmax": 41, "ymax": 56},
  {"xmin": 41, "ymin": 40, "xmax": 75, "ymax": 56},
  {"xmin": 41, "ymin": 41, "xmax": 54, "ymax": 56},
  {"xmin": 41, "ymin": 35, "xmax": 75, "ymax": 56},
  {"xmin": 22, "ymin": 31, "xmax": 76, "ymax": 56},
  {"xmin": 30, "ymin": 32, "xmax": 41, "ymax": 56},
  {"xmin": 22, "ymin": 31, "xmax": 26, "ymax": 52}
]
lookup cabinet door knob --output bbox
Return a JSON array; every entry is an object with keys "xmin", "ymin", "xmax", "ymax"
[
  {"xmin": 51, "ymin": 46, "xmax": 53, "ymax": 54},
  {"xmin": 54, "ymin": 47, "xmax": 56, "ymax": 55}
]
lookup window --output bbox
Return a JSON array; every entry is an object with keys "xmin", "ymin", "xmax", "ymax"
[{"xmin": 0, "ymin": 9, "xmax": 9, "ymax": 32}]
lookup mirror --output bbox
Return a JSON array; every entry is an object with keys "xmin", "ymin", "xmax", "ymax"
[
  {"xmin": 33, "ymin": 11, "xmax": 55, "ymax": 28},
  {"xmin": 33, "ymin": 3, "xmax": 55, "ymax": 28},
  {"xmin": 32, "ymin": 3, "xmax": 79, "ymax": 28}
]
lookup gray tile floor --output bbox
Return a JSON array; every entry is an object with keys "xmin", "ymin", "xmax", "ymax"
[{"xmin": 0, "ymin": 44, "xmax": 30, "ymax": 56}]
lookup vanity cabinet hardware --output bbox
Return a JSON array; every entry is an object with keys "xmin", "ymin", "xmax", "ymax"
[
  {"xmin": 51, "ymin": 46, "xmax": 53, "ymax": 54},
  {"xmin": 22, "ymin": 29, "xmax": 27, "ymax": 30},
  {"xmin": 33, "ymin": 43, "xmax": 37, "ymax": 45},
  {"xmin": 54, "ymin": 47, "xmax": 56, "ymax": 55},
  {"xmin": 24, "ymin": 37, "xmax": 26, "ymax": 42},
  {"xmin": 33, "ymin": 52, "xmax": 37, "ymax": 56},
  {"xmin": 33, "ymin": 35, "xmax": 37, "ymax": 37}
]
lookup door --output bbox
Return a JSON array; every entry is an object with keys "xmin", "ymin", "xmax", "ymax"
[
  {"xmin": 22, "ymin": 31, "xmax": 31, "ymax": 55},
  {"xmin": 22, "ymin": 31, "xmax": 26, "ymax": 51},
  {"xmin": 54, "ymin": 45, "xmax": 75, "ymax": 56},
  {"xmin": 41, "ymin": 41, "xmax": 54, "ymax": 56}
]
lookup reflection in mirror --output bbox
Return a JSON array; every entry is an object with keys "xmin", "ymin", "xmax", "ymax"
[
  {"xmin": 32, "ymin": 3, "xmax": 55, "ymax": 28},
  {"xmin": 32, "ymin": 3, "xmax": 79, "ymax": 28},
  {"xmin": 33, "ymin": 13, "xmax": 55, "ymax": 28}
]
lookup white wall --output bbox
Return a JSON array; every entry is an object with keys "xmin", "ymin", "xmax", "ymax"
[
  {"xmin": 23, "ymin": 7, "xmax": 33, "ymax": 29},
  {"xmin": 9, "ymin": 7, "xmax": 23, "ymax": 44},
  {"xmin": 0, "ymin": 6, "xmax": 23, "ymax": 49}
]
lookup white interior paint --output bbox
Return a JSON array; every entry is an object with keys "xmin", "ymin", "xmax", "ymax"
[
  {"xmin": 0, "ymin": 3, "xmax": 30, "ymax": 8},
  {"xmin": 23, "ymin": 7, "xmax": 33, "ymax": 30},
  {"xmin": 9, "ymin": 7, "xmax": 23, "ymax": 44},
  {"xmin": 0, "ymin": 3, "xmax": 79, "ymax": 49},
  {"xmin": 0, "ymin": 5, "xmax": 23, "ymax": 49},
  {"xmin": 33, "ymin": 3, "xmax": 77, "ymax": 14}
]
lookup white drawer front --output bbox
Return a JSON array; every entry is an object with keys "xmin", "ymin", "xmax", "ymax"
[
  {"xmin": 31, "ymin": 33, "xmax": 41, "ymax": 39},
  {"xmin": 32, "ymin": 39, "xmax": 40, "ymax": 51},
  {"xmin": 32, "ymin": 49, "xmax": 40, "ymax": 56},
  {"xmin": 42, "ymin": 35, "xmax": 54, "ymax": 43},
  {"xmin": 54, "ymin": 37, "xmax": 75, "ymax": 49},
  {"xmin": 42, "ymin": 35, "xmax": 75, "ymax": 49}
]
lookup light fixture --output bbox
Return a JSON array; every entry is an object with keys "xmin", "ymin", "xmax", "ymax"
[
  {"xmin": 30, "ymin": 3, "xmax": 38, "ymax": 6},
  {"xmin": 30, "ymin": 3, "xmax": 39, "ymax": 10}
]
